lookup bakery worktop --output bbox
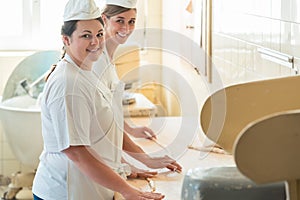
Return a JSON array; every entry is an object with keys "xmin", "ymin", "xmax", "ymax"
[{"xmin": 123, "ymin": 116, "xmax": 235, "ymax": 199}]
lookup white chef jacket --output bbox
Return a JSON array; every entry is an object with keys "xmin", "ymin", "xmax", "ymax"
[
  {"xmin": 93, "ymin": 47, "xmax": 120, "ymax": 89},
  {"xmin": 32, "ymin": 54, "xmax": 124, "ymax": 200}
]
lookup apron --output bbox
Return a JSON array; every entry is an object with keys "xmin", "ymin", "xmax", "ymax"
[{"xmin": 67, "ymin": 67, "xmax": 127, "ymax": 199}]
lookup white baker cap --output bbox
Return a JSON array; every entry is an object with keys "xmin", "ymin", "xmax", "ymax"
[
  {"xmin": 106, "ymin": 0, "xmax": 137, "ymax": 8},
  {"xmin": 63, "ymin": 0, "xmax": 101, "ymax": 22}
]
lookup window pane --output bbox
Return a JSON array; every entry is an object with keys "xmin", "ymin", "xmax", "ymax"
[
  {"xmin": 39, "ymin": 0, "xmax": 68, "ymax": 49},
  {"xmin": 0, "ymin": 0, "xmax": 23, "ymax": 37}
]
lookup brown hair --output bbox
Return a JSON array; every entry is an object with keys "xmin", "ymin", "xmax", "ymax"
[{"xmin": 102, "ymin": 5, "xmax": 136, "ymax": 18}]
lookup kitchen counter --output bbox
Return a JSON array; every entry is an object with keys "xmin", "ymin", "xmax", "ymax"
[
  {"xmin": 123, "ymin": 116, "xmax": 235, "ymax": 199},
  {"xmin": 123, "ymin": 93, "xmax": 157, "ymax": 117}
]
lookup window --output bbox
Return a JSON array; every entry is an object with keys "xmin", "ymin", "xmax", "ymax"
[
  {"xmin": 0, "ymin": 0, "xmax": 146, "ymax": 50},
  {"xmin": 0, "ymin": 0, "xmax": 24, "ymax": 37},
  {"xmin": 0, "ymin": 0, "xmax": 68, "ymax": 50}
]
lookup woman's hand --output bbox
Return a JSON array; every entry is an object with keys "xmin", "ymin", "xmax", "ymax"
[
  {"xmin": 119, "ymin": 187, "xmax": 164, "ymax": 200},
  {"xmin": 124, "ymin": 123, "xmax": 156, "ymax": 139},
  {"xmin": 118, "ymin": 182, "xmax": 164, "ymax": 200},
  {"xmin": 143, "ymin": 155, "xmax": 182, "ymax": 173},
  {"xmin": 127, "ymin": 164, "xmax": 158, "ymax": 179},
  {"xmin": 122, "ymin": 126, "xmax": 182, "ymax": 173}
]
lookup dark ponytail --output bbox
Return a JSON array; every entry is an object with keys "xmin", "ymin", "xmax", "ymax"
[{"xmin": 44, "ymin": 47, "xmax": 66, "ymax": 81}]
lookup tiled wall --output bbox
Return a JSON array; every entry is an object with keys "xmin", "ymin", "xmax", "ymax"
[{"xmin": 212, "ymin": 0, "xmax": 300, "ymax": 85}]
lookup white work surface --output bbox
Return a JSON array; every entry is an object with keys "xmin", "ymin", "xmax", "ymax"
[
  {"xmin": 123, "ymin": 93, "xmax": 157, "ymax": 117},
  {"xmin": 123, "ymin": 116, "xmax": 235, "ymax": 200}
]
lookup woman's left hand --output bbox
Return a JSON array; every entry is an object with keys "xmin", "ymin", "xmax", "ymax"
[
  {"xmin": 143, "ymin": 155, "xmax": 182, "ymax": 173},
  {"xmin": 127, "ymin": 126, "xmax": 157, "ymax": 139},
  {"xmin": 127, "ymin": 165, "xmax": 158, "ymax": 179}
]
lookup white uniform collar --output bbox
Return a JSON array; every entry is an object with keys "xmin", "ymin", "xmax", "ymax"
[{"xmin": 64, "ymin": 54, "xmax": 78, "ymax": 67}]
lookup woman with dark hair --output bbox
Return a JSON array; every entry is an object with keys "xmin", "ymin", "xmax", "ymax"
[{"xmin": 32, "ymin": 0, "xmax": 164, "ymax": 199}]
